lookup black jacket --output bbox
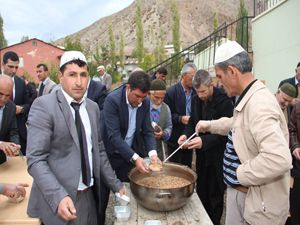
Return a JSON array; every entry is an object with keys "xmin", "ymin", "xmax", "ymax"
[
  {"xmin": 184, "ymin": 87, "xmax": 234, "ymax": 166},
  {"xmin": 164, "ymin": 82, "xmax": 196, "ymax": 146},
  {"xmin": 0, "ymin": 100, "xmax": 20, "ymax": 164}
]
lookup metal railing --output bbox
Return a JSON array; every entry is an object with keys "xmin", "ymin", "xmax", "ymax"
[
  {"xmin": 254, "ymin": 0, "xmax": 283, "ymax": 16},
  {"xmin": 147, "ymin": 16, "xmax": 254, "ymax": 85}
]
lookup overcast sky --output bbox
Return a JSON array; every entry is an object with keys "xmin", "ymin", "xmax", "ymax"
[{"xmin": 0, "ymin": 0, "xmax": 134, "ymax": 45}]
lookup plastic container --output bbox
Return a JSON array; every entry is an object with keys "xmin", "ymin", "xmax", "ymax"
[
  {"xmin": 115, "ymin": 193, "xmax": 130, "ymax": 206},
  {"xmin": 144, "ymin": 220, "xmax": 163, "ymax": 225},
  {"xmin": 114, "ymin": 205, "xmax": 131, "ymax": 221}
]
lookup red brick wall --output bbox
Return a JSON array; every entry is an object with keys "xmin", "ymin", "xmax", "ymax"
[{"xmin": 0, "ymin": 39, "xmax": 64, "ymax": 83}]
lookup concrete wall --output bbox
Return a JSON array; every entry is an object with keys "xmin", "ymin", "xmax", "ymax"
[{"xmin": 252, "ymin": 0, "xmax": 300, "ymax": 93}]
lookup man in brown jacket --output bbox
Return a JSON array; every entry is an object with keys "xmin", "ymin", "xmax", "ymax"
[{"xmin": 196, "ymin": 41, "xmax": 292, "ymax": 225}]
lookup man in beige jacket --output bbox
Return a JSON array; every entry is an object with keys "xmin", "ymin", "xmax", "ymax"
[{"xmin": 196, "ymin": 41, "xmax": 292, "ymax": 225}]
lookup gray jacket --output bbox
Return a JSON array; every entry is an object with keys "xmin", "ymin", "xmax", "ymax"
[{"xmin": 26, "ymin": 89, "xmax": 122, "ymax": 225}]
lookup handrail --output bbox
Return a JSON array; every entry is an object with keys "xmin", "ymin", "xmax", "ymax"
[{"xmin": 146, "ymin": 16, "xmax": 254, "ymax": 80}]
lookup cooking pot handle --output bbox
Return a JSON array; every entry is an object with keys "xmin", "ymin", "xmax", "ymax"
[{"xmin": 156, "ymin": 192, "xmax": 172, "ymax": 198}]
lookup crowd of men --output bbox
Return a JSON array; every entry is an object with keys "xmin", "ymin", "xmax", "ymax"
[{"xmin": 0, "ymin": 41, "xmax": 299, "ymax": 225}]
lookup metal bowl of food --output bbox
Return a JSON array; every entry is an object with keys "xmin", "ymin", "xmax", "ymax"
[{"xmin": 128, "ymin": 162, "xmax": 197, "ymax": 211}]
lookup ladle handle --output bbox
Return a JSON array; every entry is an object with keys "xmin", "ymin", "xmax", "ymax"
[{"xmin": 163, "ymin": 132, "xmax": 197, "ymax": 163}]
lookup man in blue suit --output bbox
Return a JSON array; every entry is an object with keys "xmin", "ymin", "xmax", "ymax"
[{"xmin": 100, "ymin": 70, "xmax": 160, "ymax": 224}]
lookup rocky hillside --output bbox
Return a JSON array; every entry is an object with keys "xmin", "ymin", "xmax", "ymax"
[{"xmin": 55, "ymin": 0, "xmax": 253, "ymax": 55}]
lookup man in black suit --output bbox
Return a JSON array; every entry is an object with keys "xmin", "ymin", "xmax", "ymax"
[
  {"xmin": 1, "ymin": 51, "xmax": 30, "ymax": 155},
  {"xmin": 178, "ymin": 70, "xmax": 233, "ymax": 225},
  {"xmin": 164, "ymin": 62, "xmax": 197, "ymax": 167},
  {"xmin": 0, "ymin": 75, "xmax": 20, "ymax": 164},
  {"xmin": 279, "ymin": 62, "xmax": 300, "ymax": 98},
  {"xmin": 87, "ymin": 78, "xmax": 107, "ymax": 111}
]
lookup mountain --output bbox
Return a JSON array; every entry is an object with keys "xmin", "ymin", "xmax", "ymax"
[{"xmin": 55, "ymin": 0, "xmax": 253, "ymax": 55}]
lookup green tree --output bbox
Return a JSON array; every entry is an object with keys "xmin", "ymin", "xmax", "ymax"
[
  {"xmin": 236, "ymin": 0, "xmax": 248, "ymax": 49},
  {"xmin": 93, "ymin": 46, "xmax": 102, "ymax": 63},
  {"xmin": 213, "ymin": 13, "xmax": 219, "ymax": 32},
  {"xmin": 108, "ymin": 24, "xmax": 120, "ymax": 83},
  {"xmin": 154, "ymin": 28, "xmax": 166, "ymax": 65},
  {"xmin": 64, "ymin": 37, "xmax": 83, "ymax": 51},
  {"xmin": 135, "ymin": 0, "xmax": 144, "ymax": 66},
  {"xmin": 108, "ymin": 23, "xmax": 116, "ymax": 68},
  {"xmin": 119, "ymin": 33, "xmax": 125, "ymax": 69},
  {"xmin": 20, "ymin": 35, "xmax": 29, "ymax": 42},
  {"xmin": 171, "ymin": 0, "xmax": 180, "ymax": 53},
  {"xmin": 49, "ymin": 63, "xmax": 59, "ymax": 84},
  {"xmin": 171, "ymin": 0, "xmax": 181, "ymax": 79},
  {"xmin": 140, "ymin": 53, "xmax": 155, "ymax": 70},
  {"xmin": 0, "ymin": 13, "xmax": 7, "ymax": 48},
  {"xmin": 100, "ymin": 45, "xmax": 110, "ymax": 66}
]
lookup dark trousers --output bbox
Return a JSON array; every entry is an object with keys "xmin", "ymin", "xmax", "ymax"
[
  {"xmin": 167, "ymin": 143, "xmax": 193, "ymax": 167},
  {"xmin": 99, "ymin": 154, "xmax": 133, "ymax": 225},
  {"xmin": 196, "ymin": 158, "xmax": 224, "ymax": 225},
  {"xmin": 290, "ymin": 177, "xmax": 300, "ymax": 225},
  {"xmin": 69, "ymin": 189, "xmax": 97, "ymax": 225}
]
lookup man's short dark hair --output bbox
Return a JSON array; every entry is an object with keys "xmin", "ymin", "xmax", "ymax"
[
  {"xmin": 37, "ymin": 63, "xmax": 48, "ymax": 71},
  {"xmin": 3, "ymin": 51, "xmax": 19, "ymax": 64},
  {"xmin": 156, "ymin": 67, "xmax": 168, "ymax": 75},
  {"xmin": 297, "ymin": 62, "xmax": 300, "ymax": 68},
  {"xmin": 128, "ymin": 70, "xmax": 151, "ymax": 93},
  {"xmin": 59, "ymin": 59, "xmax": 88, "ymax": 74}
]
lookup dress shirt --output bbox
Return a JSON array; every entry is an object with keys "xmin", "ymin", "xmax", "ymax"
[
  {"xmin": 61, "ymin": 88, "xmax": 93, "ymax": 190},
  {"xmin": 125, "ymin": 90, "xmax": 157, "ymax": 161},
  {"xmin": 0, "ymin": 105, "xmax": 4, "ymax": 130},
  {"xmin": 181, "ymin": 83, "xmax": 193, "ymax": 116}
]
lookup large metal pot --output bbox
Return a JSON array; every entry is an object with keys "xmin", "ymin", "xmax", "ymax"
[{"xmin": 128, "ymin": 162, "xmax": 197, "ymax": 211}]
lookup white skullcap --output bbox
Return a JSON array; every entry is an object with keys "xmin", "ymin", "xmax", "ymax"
[
  {"xmin": 60, "ymin": 51, "xmax": 87, "ymax": 68},
  {"xmin": 97, "ymin": 65, "xmax": 105, "ymax": 71},
  {"xmin": 215, "ymin": 41, "xmax": 246, "ymax": 64}
]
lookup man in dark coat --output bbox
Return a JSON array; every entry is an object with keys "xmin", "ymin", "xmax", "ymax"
[
  {"xmin": 0, "ymin": 75, "xmax": 20, "ymax": 164},
  {"xmin": 164, "ymin": 62, "xmax": 197, "ymax": 167},
  {"xmin": 87, "ymin": 79, "xmax": 107, "ymax": 111},
  {"xmin": 178, "ymin": 70, "xmax": 234, "ymax": 225},
  {"xmin": 1, "ymin": 51, "xmax": 30, "ymax": 154},
  {"xmin": 278, "ymin": 62, "xmax": 300, "ymax": 98}
]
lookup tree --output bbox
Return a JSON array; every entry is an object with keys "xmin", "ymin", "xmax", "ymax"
[
  {"xmin": 171, "ymin": 0, "xmax": 180, "ymax": 53},
  {"xmin": 213, "ymin": 13, "xmax": 219, "ymax": 32},
  {"xmin": 108, "ymin": 23, "xmax": 120, "ymax": 83},
  {"xmin": 64, "ymin": 37, "xmax": 84, "ymax": 52},
  {"xmin": 108, "ymin": 23, "xmax": 116, "ymax": 68},
  {"xmin": 20, "ymin": 35, "xmax": 29, "ymax": 42},
  {"xmin": 0, "ymin": 13, "xmax": 7, "ymax": 48},
  {"xmin": 154, "ymin": 28, "xmax": 166, "ymax": 65},
  {"xmin": 135, "ymin": 0, "xmax": 144, "ymax": 66},
  {"xmin": 171, "ymin": 0, "xmax": 181, "ymax": 79},
  {"xmin": 119, "ymin": 33, "xmax": 125, "ymax": 69},
  {"xmin": 236, "ymin": 0, "xmax": 248, "ymax": 49}
]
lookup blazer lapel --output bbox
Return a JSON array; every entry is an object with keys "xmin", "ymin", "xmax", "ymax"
[
  {"xmin": 56, "ymin": 90, "xmax": 80, "ymax": 151},
  {"xmin": 120, "ymin": 87, "xmax": 129, "ymax": 137}
]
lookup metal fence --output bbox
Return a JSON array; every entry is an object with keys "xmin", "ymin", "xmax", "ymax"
[{"xmin": 147, "ymin": 16, "xmax": 254, "ymax": 85}]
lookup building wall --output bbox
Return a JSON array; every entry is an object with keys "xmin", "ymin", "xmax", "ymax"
[
  {"xmin": 252, "ymin": 0, "xmax": 300, "ymax": 93},
  {"xmin": 0, "ymin": 39, "xmax": 64, "ymax": 83}
]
